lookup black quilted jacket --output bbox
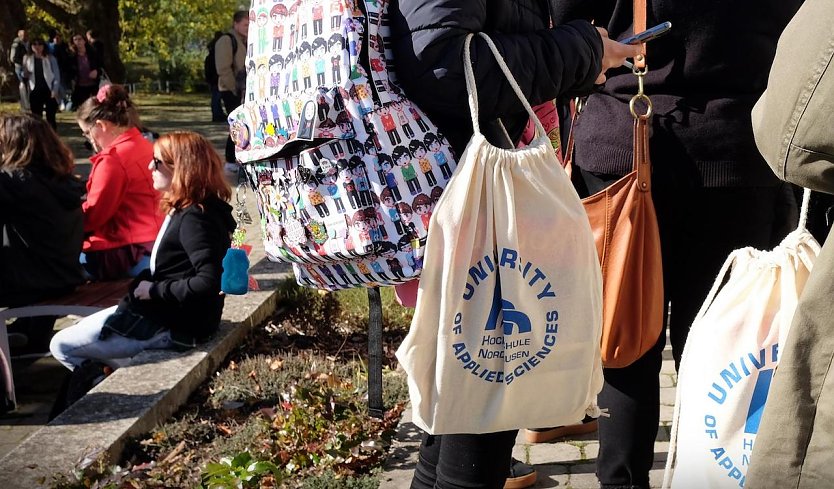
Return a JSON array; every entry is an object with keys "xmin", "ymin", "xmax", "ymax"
[{"xmin": 388, "ymin": 0, "xmax": 603, "ymax": 156}]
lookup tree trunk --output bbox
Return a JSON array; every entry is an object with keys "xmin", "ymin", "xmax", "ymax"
[
  {"xmin": 0, "ymin": 0, "xmax": 27, "ymax": 100},
  {"xmin": 77, "ymin": 0, "xmax": 126, "ymax": 83},
  {"xmin": 29, "ymin": 0, "xmax": 127, "ymax": 83}
]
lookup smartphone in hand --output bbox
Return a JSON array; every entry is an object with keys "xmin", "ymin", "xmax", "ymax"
[{"xmin": 620, "ymin": 22, "xmax": 672, "ymax": 45}]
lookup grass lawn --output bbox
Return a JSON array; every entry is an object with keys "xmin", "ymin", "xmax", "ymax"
[{"xmin": 1, "ymin": 92, "xmax": 229, "ymax": 180}]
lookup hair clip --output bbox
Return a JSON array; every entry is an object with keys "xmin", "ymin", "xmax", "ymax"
[{"xmin": 96, "ymin": 84, "xmax": 111, "ymax": 103}]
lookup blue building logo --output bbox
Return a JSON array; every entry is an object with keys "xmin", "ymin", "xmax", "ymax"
[{"xmin": 449, "ymin": 248, "xmax": 560, "ymax": 385}]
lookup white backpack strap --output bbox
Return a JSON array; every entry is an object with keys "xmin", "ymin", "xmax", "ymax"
[
  {"xmin": 797, "ymin": 187, "xmax": 811, "ymax": 231},
  {"xmin": 463, "ymin": 33, "xmax": 547, "ymax": 141}
]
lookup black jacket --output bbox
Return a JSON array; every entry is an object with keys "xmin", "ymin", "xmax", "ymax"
[
  {"xmin": 0, "ymin": 167, "xmax": 85, "ymax": 304},
  {"xmin": 552, "ymin": 0, "xmax": 804, "ymax": 187},
  {"xmin": 67, "ymin": 47, "xmax": 104, "ymax": 86},
  {"xmin": 128, "ymin": 196, "xmax": 236, "ymax": 347},
  {"xmin": 388, "ymin": 0, "xmax": 603, "ymax": 156}
]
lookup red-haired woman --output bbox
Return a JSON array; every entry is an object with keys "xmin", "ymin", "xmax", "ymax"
[{"xmin": 50, "ymin": 131, "xmax": 235, "ymax": 376}]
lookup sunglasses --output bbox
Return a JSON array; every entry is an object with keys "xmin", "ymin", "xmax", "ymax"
[{"xmin": 151, "ymin": 157, "xmax": 166, "ymax": 170}]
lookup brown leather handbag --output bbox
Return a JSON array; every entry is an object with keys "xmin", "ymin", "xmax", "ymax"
[{"xmin": 564, "ymin": 103, "xmax": 664, "ymax": 369}]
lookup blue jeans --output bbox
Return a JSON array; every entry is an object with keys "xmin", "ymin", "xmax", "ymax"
[
  {"xmin": 49, "ymin": 305, "xmax": 173, "ymax": 371},
  {"xmin": 210, "ymin": 84, "xmax": 225, "ymax": 121}
]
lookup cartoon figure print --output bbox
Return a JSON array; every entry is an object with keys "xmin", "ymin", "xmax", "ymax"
[
  {"xmin": 320, "ymin": 167, "xmax": 346, "ymax": 213},
  {"xmin": 425, "ymin": 132, "xmax": 453, "ymax": 180},
  {"xmin": 257, "ymin": 63, "xmax": 269, "ymax": 100},
  {"xmin": 248, "ymin": 10, "xmax": 256, "ymax": 58},
  {"xmin": 299, "ymin": 42, "xmax": 313, "ymax": 89},
  {"xmin": 364, "ymin": 208, "xmax": 381, "ymax": 242},
  {"xmin": 312, "ymin": 37, "xmax": 327, "ymax": 86},
  {"xmin": 269, "ymin": 55, "xmax": 283, "ymax": 96},
  {"xmin": 357, "ymin": 259, "xmax": 376, "ymax": 281},
  {"xmin": 312, "ymin": 0, "xmax": 324, "ymax": 36},
  {"xmin": 305, "ymin": 175, "xmax": 329, "ymax": 217},
  {"xmin": 247, "ymin": 61, "xmax": 257, "ymax": 101},
  {"xmin": 396, "ymin": 201, "xmax": 418, "ymax": 238},
  {"xmin": 379, "ymin": 153, "xmax": 402, "ymax": 202},
  {"xmin": 339, "ymin": 159, "xmax": 361, "ymax": 208},
  {"xmin": 393, "ymin": 145, "xmax": 422, "ymax": 195},
  {"xmin": 350, "ymin": 156, "xmax": 373, "ymax": 206},
  {"xmin": 378, "ymin": 242, "xmax": 404, "ymax": 279},
  {"xmin": 409, "ymin": 140, "xmax": 437, "ymax": 186},
  {"xmin": 271, "ymin": 4, "xmax": 288, "ymax": 51},
  {"xmin": 370, "ymin": 192, "xmax": 389, "ymax": 240},
  {"xmin": 405, "ymin": 100, "xmax": 431, "ymax": 133},
  {"xmin": 393, "ymin": 101, "xmax": 415, "ymax": 139},
  {"xmin": 329, "ymin": 0, "xmax": 344, "ymax": 30},
  {"xmin": 380, "ymin": 188, "xmax": 406, "ymax": 235},
  {"xmin": 328, "ymin": 33, "xmax": 344, "ymax": 85},
  {"xmin": 397, "ymin": 235, "xmax": 417, "ymax": 272},
  {"xmin": 256, "ymin": 9, "xmax": 269, "ymax": 54},
  {"xmin": 379, "ymin": 105, "xmax": 401, "ymax": 145},
  {"xmin": 350, "ymin": 209, "xmax": 373, "ymax": 252},
  {"xmin": 412, "ymin": 193, "xmax": 433, "ymax": 230}
]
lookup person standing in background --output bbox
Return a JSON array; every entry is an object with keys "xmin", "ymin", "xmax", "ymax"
[
  {"xmin": 68, "ymin": 33, "xmax": 103, "ymax": 110},
  {"xmin": 550, "ymin": 1, "xmax": 804, "ymax": 488},
  {"xmin": 205, "ymin": 31, "xmax": 227, "ymax": 122},
  {"xmin": 216, "ymin": 10, "xmax": 250, "ymax": 175},
  {"xmin": 9, "ymin": 29, "xmax": 30, "ymax": 112},
  {"xmin": 47, "ymin": 29, "xmax": 72, "ymax": 110},
  {"xmin": 23, "ymin": 38, "xmax": 61, "ymax": 129}
]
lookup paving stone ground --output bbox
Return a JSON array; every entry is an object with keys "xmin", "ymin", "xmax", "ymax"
[{"xmin": 381, "ymin": 346, "xmax": 678, "ymax": 489}]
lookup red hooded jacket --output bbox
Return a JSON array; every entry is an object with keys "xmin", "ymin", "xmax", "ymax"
[{"xmin": 82, "ymin": 127, "xmax": 163, "ymax": 252}]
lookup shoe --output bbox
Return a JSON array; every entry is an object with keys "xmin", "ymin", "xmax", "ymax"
[
  {"xmin": 505, "ymin": 458, "xmax": 537, "ymax": 489},
  {"xmin": 525, "ymin": 415, "xmax": 599, "ymax": 443}
]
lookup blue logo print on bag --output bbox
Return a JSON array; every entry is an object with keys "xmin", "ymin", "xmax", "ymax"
[
  {"xmin": 450, "ymin": 248, "xmax": 559, "ymax": 385},
  {"xmin": 484, "ymin": 278, "xmax": 532, "ymax": 335}
]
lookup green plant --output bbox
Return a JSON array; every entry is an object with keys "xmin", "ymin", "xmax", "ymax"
[
  {"xmin": 201, "ymin": 452, "xmax": 283, "ymax": 489},
  {"xmin": 300, "ymin": 469, "xmax": 381, "ymax": 489}
]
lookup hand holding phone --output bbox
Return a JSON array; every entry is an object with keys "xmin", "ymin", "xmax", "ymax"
[{"xmin": 620, "ymin": 22, "xmax": 672, "ymax": 45}]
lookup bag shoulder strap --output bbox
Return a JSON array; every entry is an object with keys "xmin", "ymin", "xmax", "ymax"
[
  {"xmin": 463, "ymin": 33, "xmax": 546, "ymax": 142},
  {"xmin": 634, "ymin": 0, "xmax": 647, "ymax": 68}
]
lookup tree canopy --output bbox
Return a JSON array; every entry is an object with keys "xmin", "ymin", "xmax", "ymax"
[{"xmin": 2, "ymin": 0, "xmax": 248, "ymax": 86}]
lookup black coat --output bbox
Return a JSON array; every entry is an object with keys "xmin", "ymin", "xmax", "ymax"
[
  {"xmin": 0, "ymin": 167, "xmax": 85, "ymax": 305},
  {"xmin": 388, "ymin": 0, "xmax": 603, "ymax": 156},
  {"xmin": 551, "ymin": 0, "xmax": 804, "ymax": 187},
  {"xmin": 128, "ymin": 196, "xmax": 236, "ymax": 348}
]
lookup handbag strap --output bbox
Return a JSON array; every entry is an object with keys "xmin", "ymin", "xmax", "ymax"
[
  {"xmin": 633, "ymin": 117, "xmax": 651, "ymax": 191},
  {"xmin": 634, "ymin": 0, "xmax": 647, "ymax": 68},
  {"xmin": 463, "ymin": 33, "xmax": 547, "ymax": 142}
]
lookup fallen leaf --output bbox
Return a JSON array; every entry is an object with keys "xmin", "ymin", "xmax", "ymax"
[
  {"xmin": 269, "ymin": 358, "xmax": 284, "ymax": 370},
  {"xmin": 217, "ymin": 424, "xmax": 233, "ymax": 436}
]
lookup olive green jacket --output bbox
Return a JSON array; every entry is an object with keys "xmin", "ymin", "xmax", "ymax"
[{"xmin": 747, "ymin": 0, "xmax": 834, "ymax": 487}]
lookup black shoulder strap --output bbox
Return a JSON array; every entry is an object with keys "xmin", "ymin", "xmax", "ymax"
[{"xmin": 227, "ymin": 33, "xmax": 238, "ymax": 57}]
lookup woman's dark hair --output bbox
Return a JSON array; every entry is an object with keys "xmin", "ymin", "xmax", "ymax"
[
  {"xmin": 0, "ymin": 113, "xmax": 74, "ymax": 177},
  {"xmin": 76, "ymin": 84, "xmax": 139, "ymax": 128}
]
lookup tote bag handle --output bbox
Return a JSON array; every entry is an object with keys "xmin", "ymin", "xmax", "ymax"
[{"xmin": 463, "ymin": 33, "xmax": 548, "ymax": 143}]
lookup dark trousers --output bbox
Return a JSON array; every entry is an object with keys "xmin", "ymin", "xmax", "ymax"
[
  {"xmin": 29, "ymin": 88, "xmax": 58, "ymax": 129},
  {"xmin": 411, "ymin": 430, "xmax": 517, "ymax": 489},
  {"xmin": 220, "ymin": 90, "xmax": 241, "ymax": 163},
  {"xmin": 574, "ymin": 165, "xmax": 788, "ymax": 488},
  {"xmin": 210, "ymin": 84, "xmax": 225, "ymax": 122}
]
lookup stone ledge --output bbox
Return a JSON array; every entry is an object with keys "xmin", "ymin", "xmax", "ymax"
[{"xmin": 0, "ymin": 261, "xmax": 291, "ymax": 489}]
